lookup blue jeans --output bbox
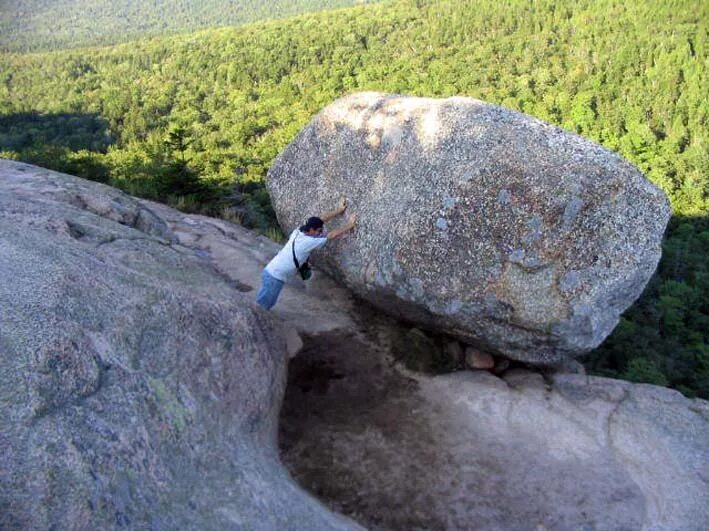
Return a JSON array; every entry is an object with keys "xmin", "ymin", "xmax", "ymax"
[{"xmin": 256, "ymin": 269, "xmax": 284, "ymax": 310}]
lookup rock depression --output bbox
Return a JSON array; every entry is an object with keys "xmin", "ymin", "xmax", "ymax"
[{"xmin": 267, "ymin": 92, "xmax": 671, "ymax": 364}]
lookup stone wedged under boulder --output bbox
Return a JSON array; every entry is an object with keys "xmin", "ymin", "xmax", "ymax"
[
  {"xmin": 0, "ymin": 160, "xmax": 360, "ymax": 530},
  {"xmin": 267, "ymin": 92, "xmax": 671, "ymax": 364}
]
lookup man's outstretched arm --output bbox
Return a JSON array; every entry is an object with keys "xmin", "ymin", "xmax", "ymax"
[
  {"xmin": 327, "ymin": 214, "xmax": 357, "ymax": 240},
  {"xmin": 320, "ymin": 197, "xmax": 347, "ymax": 223}
]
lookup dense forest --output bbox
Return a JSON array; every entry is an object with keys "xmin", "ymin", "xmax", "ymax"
[
  {"xmin": 0, "ymin": 0, "xmax": 379, "ymax": 52},
  {"xmin": 0, "ymin": 0, "xmax": 707, "ymax": 397}
]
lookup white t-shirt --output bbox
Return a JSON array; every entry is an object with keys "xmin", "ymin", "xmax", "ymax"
[{"xmin": 265, "ymin": 229, "xmax": 327, "ymax": 281}]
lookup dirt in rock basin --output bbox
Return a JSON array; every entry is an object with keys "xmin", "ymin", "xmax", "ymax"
[{"xmin": 278, "ymin": 325, "xmax": 455, "ymax": 531}]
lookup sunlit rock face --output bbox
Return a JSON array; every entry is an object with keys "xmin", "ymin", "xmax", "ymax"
[{"xmin": 267, "ymin": 92, "xmax": 671, "ymax": 364}]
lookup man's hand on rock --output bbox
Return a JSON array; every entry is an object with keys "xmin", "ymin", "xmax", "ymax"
[
  {"xmin": 337, "ymin": 196, "xmax": 347, "ymax": 215},
  {"xmin": 327, "ymin": 213, "xmax": 357, "ymax": 240},
  {"xmin": 321, "ymin": 196, "xmax": 348, "ymax": 223}
]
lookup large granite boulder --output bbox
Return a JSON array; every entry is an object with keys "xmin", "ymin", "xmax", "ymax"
[
  {"xmin": 0, "ymin": 160, "xmax": 359, "ymax": 530},
  {"xmin": 267, "ymin": 92, "xmax": 671, "ymax": 364}
]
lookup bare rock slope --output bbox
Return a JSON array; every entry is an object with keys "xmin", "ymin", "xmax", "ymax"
[
  {"xmin": 267, "ymin": 92, "xmax": 671, "ymax": 364},
  {"xmin": 0, "ymin": 160, "xmax": 359, "ymax": 530},
  {"xmin": 2, "ymin": 160, "xmax": 706, "ymax": 531}
]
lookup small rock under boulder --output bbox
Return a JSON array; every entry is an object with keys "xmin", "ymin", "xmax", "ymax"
[
  {"xmin": 267, "ymin": 92, "xmax": 671, "ymax": 364},
  {"xmin": 465, "ymin": 347, "xmax": 495, "ymax": 370}
]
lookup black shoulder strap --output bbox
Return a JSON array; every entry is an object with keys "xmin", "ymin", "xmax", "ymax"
[{"xmin": 292, "ymin": 233, "xmax": 300, "ymax": 269}]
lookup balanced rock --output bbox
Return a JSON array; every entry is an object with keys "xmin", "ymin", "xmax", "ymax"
[
  {"xmin": 0, "ymin": 160, "xmax": 358, "ymax": 530},
  {"xmin": 267, "ymin": 92, "xmax": 671, "ymax": 364}
]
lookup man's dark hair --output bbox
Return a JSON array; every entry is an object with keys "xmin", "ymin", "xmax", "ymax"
[{"xmin": 300, "ymin": 216, "xmax": 324, "ymax": 232}]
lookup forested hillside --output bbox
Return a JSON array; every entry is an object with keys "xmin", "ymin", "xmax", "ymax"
[
  {"xmin": 0, "ymin": 0, "xmax": 379, "ymax": 52},
  {"xmin": 1, "ymin": 0, "xmax": 707, "ymax": 396}
]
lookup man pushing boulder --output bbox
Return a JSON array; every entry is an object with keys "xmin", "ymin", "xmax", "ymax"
[{"xmin": 256, "ymin": 197, "xmax": 356, "ymax": 310}]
